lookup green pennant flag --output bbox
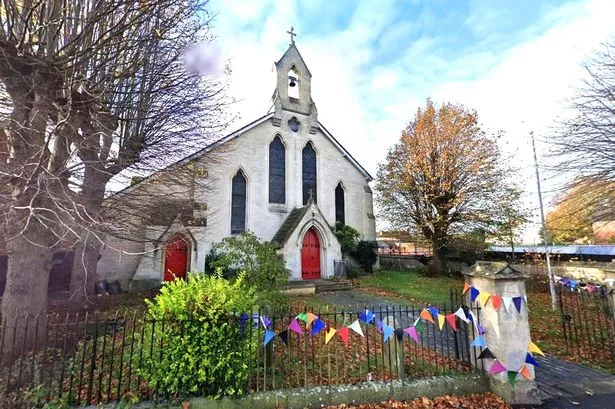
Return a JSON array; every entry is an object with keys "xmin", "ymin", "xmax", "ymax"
[
  {"xmin": 414, "ymin": 320, "xmax": 423, "ymax": 333},
  {"xmin": 508, "ymin": 371, "xmax": 518, "ymax": 387},
  {"xmin": 296, "ymin": 312, "xmax": 308, "ymax": 322}
]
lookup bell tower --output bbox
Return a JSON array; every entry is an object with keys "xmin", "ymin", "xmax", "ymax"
[{"xmin": 272, "ymin": 27, "xmax": 318, "ymax": 134}]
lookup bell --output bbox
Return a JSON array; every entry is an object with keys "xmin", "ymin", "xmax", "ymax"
[{"xmin": 288, "ymin": 75, "xmax": 297, "ymax": 87}]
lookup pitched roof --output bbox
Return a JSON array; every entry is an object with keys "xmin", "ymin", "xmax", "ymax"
[
  {"xmin": 276, "ymin": 44, "xmax": 312, "ymax": 77},
  {"xmin": 271, "ymin": 206, "xmax": 310, "ymax": 246}
]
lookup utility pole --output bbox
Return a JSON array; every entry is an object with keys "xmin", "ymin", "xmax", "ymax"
[{"xmin": 531, "ymin": 131, "xmax": 557, "ymax": 311}]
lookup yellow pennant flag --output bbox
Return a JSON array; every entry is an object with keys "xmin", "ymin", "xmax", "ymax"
[
  {"xmin": 462, "ymin": 282, "xmax": 471, "ymax": 295},
  {"xmin": 325, "ymin": 327, "xmax": 337, "ymax": 345},
  {"xmin": 478, "ymin": 291, "xmax": 490, "ymax": 308},
  {"xmin": 420, "ymin": 308, "xmax": 435, "ymax": 324},
  {"xmin": 438, "ymin": 314, "xmax": 445, "ymax": 330},
  {"xmin": 306, "ymin": 312, "xmax": 317, "ymax": 328},
  {"xmin": 528, "ymin": 341, "xmax": 545, "ymax": 356}
]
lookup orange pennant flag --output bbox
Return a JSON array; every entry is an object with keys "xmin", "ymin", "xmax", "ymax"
[
  {"xmin": 519, "ymin": 364, "xmax": 533, "ymax": 380},
  {"xmin": 528, "ymin": 341, "xmax": 545, "ymax": 356},
  {"xmin": 462, "ymin": 282, "xmax": 471, "ymax": 295},
  {"xmin": 325, "ymin": 326, "xmax": 337, "ymax": 345},
  {"xmin": 490, "ymin": 294, "xmax": 502, "ymax": 311},
  {"xmin": 420, "ymin": 308, "xmax": 435, "ymax": 324},
  {"xmin": 306, "ymin": 312, "xmax": 317, "ymax": 328}
]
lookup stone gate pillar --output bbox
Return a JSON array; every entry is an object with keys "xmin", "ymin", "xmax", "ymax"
[{"xmin": 462, "ymin": 261, "xmax": 542, "ymax": 405}]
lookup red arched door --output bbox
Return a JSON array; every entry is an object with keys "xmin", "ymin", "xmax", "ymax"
[
  {"xmin": 301, "ymin": 228, "xmax": 321, "ymax": 280},
  {"xmin": 164, "ymin": 236, "xmax": 189, "ymax": 282}
]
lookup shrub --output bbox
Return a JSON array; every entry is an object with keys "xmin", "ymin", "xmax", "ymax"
[
  {"xmin": 143, "ymin": 274, "xmax": 257, "ymax": 398},
  {"xmin": 208, "ymin": 232, "xmax": 289, "ymax": 304},
  {"xmin": 350, "ymin": 241, "xmax": 378, "ymax": 273},
  {"xmin": 332, "ymin": 222, "xmax": 360, "ymax": 257}
]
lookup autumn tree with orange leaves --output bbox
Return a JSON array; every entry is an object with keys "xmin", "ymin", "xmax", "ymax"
[{"xmin": 376, "ymin": 100, "xmax": 518, "ymax": 276}]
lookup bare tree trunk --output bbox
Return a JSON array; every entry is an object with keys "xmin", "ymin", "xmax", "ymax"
[
  {"xmin": 1, "ymin": 216, "xmax": 53, "ymax": 353},
  {"xmin": 69, "ymin": 235, "xmax": 101, "ymax": 307},
  {"xmin": 428, "ymin": 242, "xmax": 443, "ymax": 277}
]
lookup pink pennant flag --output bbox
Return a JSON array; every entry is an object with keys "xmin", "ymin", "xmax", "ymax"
[
  {"xmin": 288, "ymin": 318, "xmax": 303, "ymax": 334},
  {"xmin": 404, "ymin": 326, "xmax": 420, "ymax": 343},
  {"xmin": 490, "ymin": 294, "xmax": 502, "ymax": 311},
  {"xmin": 488, "ymin": 360, "xmax": 507, "ymax": 375}
]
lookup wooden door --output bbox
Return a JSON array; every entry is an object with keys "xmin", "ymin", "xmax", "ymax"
[
  {"xmin": 301, "ymin": 228, "xmax": 321, "ymax": 280},
  {"xmin": 164, "ymin": 236, "xmax": 188, "ymax": 282}
]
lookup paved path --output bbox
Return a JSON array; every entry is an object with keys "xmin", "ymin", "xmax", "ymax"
[{"xmin": 316, "ymin": 290, "xmax": 615, "ymax": 406}]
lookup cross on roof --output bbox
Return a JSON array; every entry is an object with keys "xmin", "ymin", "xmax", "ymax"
[
  {"xmin": 308, "ymin": 188, "xmax": 314, "ymax": 203},
  {"xmin": 287, "ymin": 26, "xmax": 297, "ymax": 45}
]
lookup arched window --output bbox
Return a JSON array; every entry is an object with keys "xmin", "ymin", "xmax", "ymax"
[
  {"xmin": 302, "ymin": 142, "xmax": 317, "ymax": 205},
  {"xmin": 231, "ymin": 170, "xmax": 247, "ymax": 234},
  {"xmin": 335, "ymin": 182, "xmax": 345, "ymax": 225},
  {"xmin": 269, "ymin": 136, "xmax": 285, "ymax": 203}
]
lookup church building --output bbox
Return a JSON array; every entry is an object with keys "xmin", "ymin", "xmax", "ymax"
[{"xmin": 97, "ymin": 37, "xmax": 377, "ymax": 289}]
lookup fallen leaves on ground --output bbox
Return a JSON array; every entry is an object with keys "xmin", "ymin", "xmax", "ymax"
[{"xmin": 320, "ymin": 393, "xmax": 511, "ymax": 408}]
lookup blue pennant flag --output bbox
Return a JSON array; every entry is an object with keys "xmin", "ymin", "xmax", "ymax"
[
  {"xmin": 513, "ymin": 297, "xmax": 523, "ymax": 313},
  {"xmin": 428, "ymin": 306, "xmax": 440, "ymax": 321},
  {"xmin": 359, "ymin": 310, "xmax": 375, "ymax": 324},
  {"xmin": 470, "ymin": 287, "xmax": 480, "ymax": 302},
  {"xmin": 264, "ymin": 330, "xmax": 276, "ymax": 346},
  {"xmin": 525, "ymin": 353, "xmax": 540, "ymax": 367},
  {"xmin": 470, "ymin": 336, "xmax": 486, "ymax": 347},
  {"xmin": 570, "ymin": 280, "xmax": 579, "ymax": 289},
  {"xmin": 261, "ymin": 315, "xmax": 272, "ymax": 329},
  {"xmin": 375, "ymin": 318, "xmax": 383, "ymax": 333},
  {"xmin": 382, "ymin": 324, "xmax": 395, "ymax": 343},
  {"xmin": 477, "ymin": 324, "xmax": 486, "ymax": 335},
  {"xmin": 311, "ymin": 318, "xmax": 326, "ymax": 336}
]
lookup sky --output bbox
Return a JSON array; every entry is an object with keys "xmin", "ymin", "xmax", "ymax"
[{"xmin": 207, "ymin": 0, "xmax": 615, "ymax": 242}]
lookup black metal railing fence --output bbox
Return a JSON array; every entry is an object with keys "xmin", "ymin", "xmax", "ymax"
[{"xmin": 0, "ymin": 299, "xmax": 482, "ymax": 405}]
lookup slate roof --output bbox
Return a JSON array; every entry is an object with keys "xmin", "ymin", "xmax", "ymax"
[{"xmin": 272, "ymin": 206, "xmax": 310, "ymax": 246}]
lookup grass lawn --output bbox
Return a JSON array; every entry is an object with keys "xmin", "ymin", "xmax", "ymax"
[{"xmin": 356, "ymin": 269, "xmax": 464, "ymax": 306}]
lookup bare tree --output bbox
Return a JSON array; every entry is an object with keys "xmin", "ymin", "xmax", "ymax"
[
  {"xmin": 549, "ymin": 40, "xmax": 615, "ymax": 224},
  {"xmin": 0, "ymin": 0, "xmax": 229, "ymax": 336}
]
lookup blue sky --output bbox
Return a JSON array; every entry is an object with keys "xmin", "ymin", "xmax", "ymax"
[{"xmin": 208, "ymin": 0, "xmax": 615, "ymax": 241}]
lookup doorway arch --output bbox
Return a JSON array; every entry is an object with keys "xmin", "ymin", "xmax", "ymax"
[
  {"xmin": 301, "ymin": 227, "xmax": 321, "ymax": 280},
  {"xmin": 164, "ymin": 235, "xmax": 189, "ymax": 281}
]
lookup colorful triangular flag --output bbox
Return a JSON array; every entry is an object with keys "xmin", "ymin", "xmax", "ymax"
[
  {"xmin": 489, "ymin": 360, "xmax": 506, "ymax": 375},
  {"xmin": 471, "ymin": 336, "xmax": 486, "ymax": 347},
  {"xmin": 477, "ymin": 348, "xmax": 495, "ymax": 359},
  {"xmin": 478, "ymin": 291, "xmax": 490, "ymax": 308},
  {"xmin": 325, "ymin": 326, "xmax": 337, "ymax": 344},
  {"xmin": 264, "ymin": 330, "xmax": 276, "ymax": 346},
  {"xmin": 375, "ymin": 318, "xmax": 383, "ymax": 333},
  {"xmin": 528, "ymin": 341, "xmax": 545, "ymax": 356},
  {"xmin": 337, "ymin": 327, "xmax": 350, "ymax": 345},
  {"xmin": 445, "ymin": 314, "xmax": 457, "ymax": 332},
  {"xmin": 349, "ymin": 320, "xmax": 364, "ymax": 337},
  {"xmin": 519, "ymin": 364, "xmax": 532, "ymax": 380},
  {"xmin": 420, "ymin": 308, "xmax": 435, "ymax": 324},
  {"xmin": 454, "ymin": 307, "xmax": 469, "ymax": 323},
  {"xmin": 311, "ymin": 318, "xmax": 326, "ymax": 336},
  {"xmin": 503, "ymin": 296, "xmax": 513, "ymax": 313},
  {"xmin": 513, "ymin": 296, "xmax": 523, "ymax": 313},
  {"xmin": 508, "ymin": 371, "xmax": 518, "ymax": 387},
  {"xmin": 477, "ymin": 323, "xmax": 486, "ymax": 335},
  {"xmin": 306, "ymin": 312, "xmax": 318, "ymax": 327},
  {"xmin": 470, "ymin": 287, "xmax": 480, "ymax": 302},
  {"xmin": 525, "ymin": 353, "xmax": 540, "ymax": 367},
  {"xmin": 278, "ymin": 329, "xmax": 289, "ymax": 345},
  {"xmin": 288, "ymin": 318, "xmax": 303, "ymax": 334},
  {"xmin": 428, "ymin": 306, "xmax": 440, "ymax": 321},
  {"xmin": 383, "ymin": 324, "xmax": 395, "ymax": 342},
  {"xmin": 405, "ymin": 326, "xmax": 420, "ymax": 343},
  {"xmin": 414, "ymin": 319, "xmax": 424, "ymax": 332},
  {"xmin": 296, "ymin": 312, "xmax": 308, "ymax": 322},
  {"xmin": 261, "ymin": 315, "xmax": 272, "ymax": 329},
  {"xmin": 490, "ymin": 294, "xmax": 502, "ymax": 311},
  {"xmin": 462, "ymin": 282, "xmax": 471, "ymax": 295},
  {"xmin": 438, "ymin": 314, "xmax": 446, "ymax": 330},
  {"xmin": 359, "ymin": 310, "xmax": 375, "ymax": 324},
  {"xmin": 463, "ymin": 306, "xmax": 474, "ymax": 322}
]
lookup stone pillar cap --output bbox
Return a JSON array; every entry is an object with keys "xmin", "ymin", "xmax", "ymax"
[{"xmin": 462, "ymin": 261, "xmax": 527, "ymax": 280}]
